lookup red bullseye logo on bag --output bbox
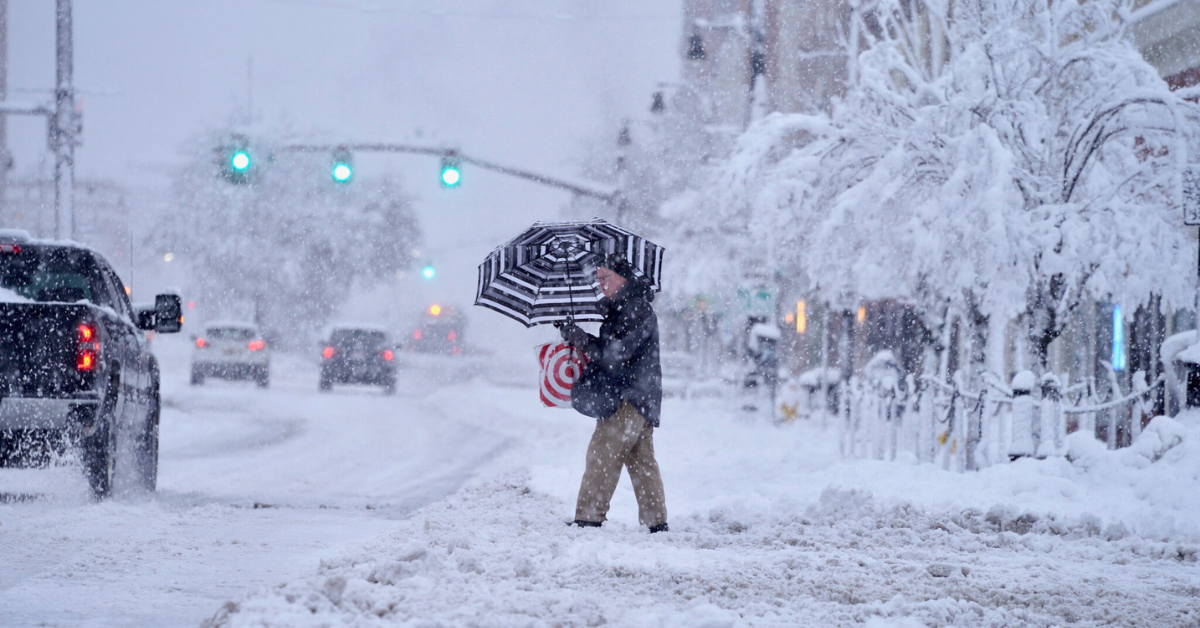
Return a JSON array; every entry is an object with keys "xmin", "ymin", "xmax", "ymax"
[{"xmin": 538, "ymin": 342, "xmax": 588, "ymax": 408}]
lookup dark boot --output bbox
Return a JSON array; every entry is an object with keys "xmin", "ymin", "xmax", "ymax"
[
  {"xmin": 569, "ymin": 519, "xmax": 602, "ymax": 528},
  {"xmin": 649, "ymin": 523, "xmax": 669, "ymax": 533}
]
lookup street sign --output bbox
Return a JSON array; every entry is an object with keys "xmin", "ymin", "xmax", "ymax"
[
  {"xmin": 1184, "ymin": 167, "xmax": 1200, "ymax": 225},
  {"xmin": 738, "ymin": 287, "xmax": 774, "ymax": 317}
]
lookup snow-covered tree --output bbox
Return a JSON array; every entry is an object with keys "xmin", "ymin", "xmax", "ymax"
[
  {"xmin": 150, "ymin": 128, "xmax": 421, "ymax": 348},
  {"xmin": 676, "ymin": 0, "xmax": 1200, "ymax": 378}
]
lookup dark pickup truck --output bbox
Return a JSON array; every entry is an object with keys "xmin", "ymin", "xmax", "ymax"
[{"xmin": 0, "ymin": 230, "xmax": 181, "ymax": 498}]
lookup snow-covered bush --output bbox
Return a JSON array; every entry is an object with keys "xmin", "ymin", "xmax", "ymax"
[{"xmin": 674, "ymin": 0, "xmax": 1200, "ymax": 376}]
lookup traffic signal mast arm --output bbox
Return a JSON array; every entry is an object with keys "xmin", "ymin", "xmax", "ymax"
[
  {"xmin": 279, "ymin": 143, "xmax": 618, "ymax": 203},
  {"xmin": 0, "ymin": 102, "xmax": 53, "ymax": 116}
]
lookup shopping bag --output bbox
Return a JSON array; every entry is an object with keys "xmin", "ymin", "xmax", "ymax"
[{"xmin": 537, "ymin": 342, "xmax": 588, "ymax": 408}]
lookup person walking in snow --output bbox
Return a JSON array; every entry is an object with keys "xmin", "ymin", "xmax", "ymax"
[{"xmin": 558, "ymin": 255, "xmax": 668, "ymax": 533}]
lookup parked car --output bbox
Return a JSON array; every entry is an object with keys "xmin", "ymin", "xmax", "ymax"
[
  {"xmin": 409, "ymin": 304, "xmax": 466, "ymax": 355},
  {"xmin": 191, "ymin": 322, "xmax": 270, "ymax": 387},
  {"xmin": 320, "ymin": 326, "xmax": 396, "ymax": 393},
  {"xmin": 0, "ymin": 230, "xmax": 182, "ymax": 498}
]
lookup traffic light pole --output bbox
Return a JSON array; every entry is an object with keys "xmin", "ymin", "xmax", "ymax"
[
  {"xmin": 280, "ymin": 142, "xmax": 618, "ymax": 203},
  {"xmin": 53, "ymin": 0, "xmax": 77, "ymax": 240},
  {"xmin": 0, "ymin": 0, "xmax": 75, "ymax": 239}
]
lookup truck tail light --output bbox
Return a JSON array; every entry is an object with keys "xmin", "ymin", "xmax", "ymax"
[
  {"xmin": 248, "ymin": 339, "xmax": 265, "ymax": 351},
  {"xmin": 412, "ymin": 329, "xmax": 423, "ymax": 340},
  {"xmin": 77, "ymin": 350, "xmax": 97, "ymax": 371},
  {"xmin": 383, "ymin": 349, "xmax": 394, "ymax": 361},
  {"xmin": 77, "ymin": 322, "xmax": 100, "ymax": 371},
  {"xmin": 322, "ymin": 346, "xmax": 335, "ymax": 359},
  {"xmin": 196, "ymin": 337, "xmax": 207, "ymax": 348},
  {"xmin": 447, "ymin": 330, "xmax": 457, "ymax": 341}
]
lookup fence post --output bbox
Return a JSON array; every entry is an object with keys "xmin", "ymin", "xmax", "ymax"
[
  {"xmin": 965, "ymin": 389, "xmax": 984, "ymax": 471},
  {"xmin": 1131, "ymin": 370, "xmax": 1149, "ymax": 443},
  {"xmin": 887, "ymin": 387, "xmax": 899, "ymax": 461},
  {"xmin": 941, "ymin": 390, "xmax": 957, "ymax": 471},
  {"xmin": 917, "ymin": 380, "xmax": 933, "ymax": 463},
  {"xmin": 1080, "ymin": 379, "xmax": 1097, "ymax": 439},
  {"xmin": 837, "ymin": 379, "xmax": 847, "ymax": 458},
  {"xmin": 1009, "ymin": 370, "xmax": 1036, "ymax": 460},
  {"xmin": 1038, "ymin": 374, "xmax": 1063, "ymax": 457}
]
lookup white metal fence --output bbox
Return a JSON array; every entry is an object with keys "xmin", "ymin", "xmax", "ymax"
[{"xmin": 820, "ymin": 360, "xmax": 1159, "ymax": 472}]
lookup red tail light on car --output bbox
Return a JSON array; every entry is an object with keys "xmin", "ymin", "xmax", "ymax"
[
  {"xmin": 0, "ymin": 243, "xmax": 20, "ymax": 254},
  {"xmin": 447, "ymin": 330, "xmax": 457, "ymax": 341},
  {"xmin": 248, "ymin": 339, "xmax": 265, "ymax": 351},
  {"xmin": 322, "ymin": 346, "xmax": 335, "ymax": 359},
  {"xmin": 383, "ymin": 349, "xmax": 394, "ymax": 361},
  {"xmin": 76, "ymin": 322, "xmax": 100, "ymax": 371},
  {"xmin": 196, "ymin": 337, "xmax": 206, "ymax": 348},
  {"xmin": 412, "ymin": 329, "xmax": 423, "ymax": 340}
]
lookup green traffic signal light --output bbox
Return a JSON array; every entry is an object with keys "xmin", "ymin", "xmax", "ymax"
[
  {"xmin": 231, "ymin": 150, "xmax": 251, "ymax": 172},
  {"xmin": 440, "ymin": 157, "xmax": 461, "ymax": 188},
  {"xmin": 219, "ymin": 135, "xmax": 255, "ymax": 184},
  {"xmin": 422, "ymin": 265, "xmax": 436, "ymax": 280},
  {"xmin": 331, "ymin": 148, "xmax": 353, "ymax": 184},
  {"xmin": 221, "ymin": 141, "xmax": 254, "ymax": 184}
]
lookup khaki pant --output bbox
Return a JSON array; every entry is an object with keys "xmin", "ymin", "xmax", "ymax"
[{"xmin": 575, "ymin": 401, "xmax": 667, "ymax": 526}]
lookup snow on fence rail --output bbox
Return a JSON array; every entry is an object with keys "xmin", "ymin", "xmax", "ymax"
[{"xmin": 830, "ymin": 359, "xmax": 1159, "ymax": 472}]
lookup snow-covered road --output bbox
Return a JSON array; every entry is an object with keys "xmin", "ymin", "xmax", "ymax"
[
  {"xmin": 4, "ymin": 334, "xmax": 1200, "ymax": 627},
  {"xmin": 0, "ymin": 336, "xmax": 514, "ymax": 628}
]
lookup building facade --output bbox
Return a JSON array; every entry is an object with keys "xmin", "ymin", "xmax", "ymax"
[{"xmin": 1132, "ymin": 0, "xmax": 1200, "ymax": 89}]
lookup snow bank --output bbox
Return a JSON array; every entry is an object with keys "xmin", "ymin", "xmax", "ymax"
[{"xmin": 205, "ymin": 391, "xmax": 1200, "ymax": 627}]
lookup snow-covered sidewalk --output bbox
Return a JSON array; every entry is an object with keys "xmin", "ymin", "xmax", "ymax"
[{"xmin": 204, "ymin": 385, "xmax": 1200, "ymax": 627}]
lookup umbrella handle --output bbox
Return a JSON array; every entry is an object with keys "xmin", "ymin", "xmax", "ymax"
[{"xmin": 566, "ymin": 251, "xmax": 576, "ymax": 326}]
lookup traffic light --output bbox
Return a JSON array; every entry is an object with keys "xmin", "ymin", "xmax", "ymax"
[
  {"xmin": 219, "ymin": 135, "xmax": 255, "ymax": 184},
  {"xmin": 422, "ymin": 265, "xmax": 436, "ymax": 280},
  {"xmin": 231, "ymin": 150, "xmax": 251, "ymax": 172},
  {"xmin": 331, "ymin": 148, "xmax": 353, "ymax": 184},
  {"xmin": 440, "ymin": 155, "xmax": 461, "ymax": 188}
]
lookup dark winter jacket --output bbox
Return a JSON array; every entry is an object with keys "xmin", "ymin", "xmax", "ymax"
[{"xmin": 562, "ymin": 280, "xmax": 662, "ymax": 426}]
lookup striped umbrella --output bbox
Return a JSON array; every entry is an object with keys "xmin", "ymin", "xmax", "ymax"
[{"xmin": 474, "ymin": 219, "xmax": 664, "ymax": 327}]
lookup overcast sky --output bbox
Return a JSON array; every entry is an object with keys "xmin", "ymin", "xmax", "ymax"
[
  {"xmin": 8, "ymin": 0, "xmax": 680, "ymax": 186},
  {"xmin": 6, "ymin": 0, "xmax": 681, "ymax": 346}
]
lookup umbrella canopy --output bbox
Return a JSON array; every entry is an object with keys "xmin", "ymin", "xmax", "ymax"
[{"xmin": 475, "ymin": 219, "xmax": 664, "ymax": 327}]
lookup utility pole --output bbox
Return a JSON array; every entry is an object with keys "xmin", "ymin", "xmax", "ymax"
[
  {"xmin": 0, "ymin": 0, "xmax": 9, "ymax": 220},
  {"xmin": 52, "ymin": 0, "xmax": 77, "ymax": 240},
  {"xmin": 746, "ymin": 0, "xmax": 768, "ymax": 128},
  {"xmin": 615, "ymin": 121, "xmax": 631, "ymax": 224}
]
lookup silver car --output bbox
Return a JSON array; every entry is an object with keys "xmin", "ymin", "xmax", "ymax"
[{"xmin": 191, "ymin": 323, "xmax": 270, "ymax": 387}]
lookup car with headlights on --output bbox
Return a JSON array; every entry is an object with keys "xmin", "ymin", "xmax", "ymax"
[{"xmin": 409, "ymin": 304, "xmax": 466, "ymax": 355}]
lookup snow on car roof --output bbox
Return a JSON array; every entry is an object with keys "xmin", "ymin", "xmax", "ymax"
[
  {"xmin": 204, "ymin": 320, "xmax": 259, "ymax": 331},
  {"xmin": 0, "ymin": 286, "xmax": 33, "ymax": 303},
  {"xmin": 328, "ymin": 322, "xmax": 390, "ymax": 333}
]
